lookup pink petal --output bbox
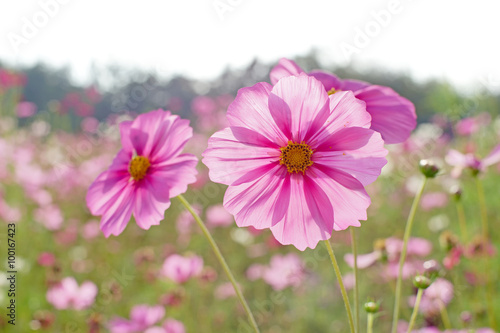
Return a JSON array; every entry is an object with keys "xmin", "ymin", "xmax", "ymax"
[
  {"xmin": 354, "ymin": 85, "xmax": 416, "ymax": 144},
  {"xmin": 128, "ymin": 109, "xmax": 171, "ymax": 157},
  {"xmin": 308, "ymin": 91, "xmax": 371, "ymax": 146},
  {"xmin": 86, "ymin": 170, "xmax": 130, "ymax": 216},
  {"xmin": 268, "ymin": 74, "xmax": 331, "ymax": 142},
  {"xmin": 344, "ymin": 251, "xmax": 381, "ymax": 269},
  {"xmin": 202, "ymin": 127, "xmax": 280, "ymax": 185},
  {"xmin": 152, "ymin": 154, "xmax": 198, "ymax": 198},
  {"xmin": 226, "ymin": 82, "xmax": 288, "ymax": 145},
  {"xmin": 309, "ymin": 166, "xmax": 370, "ymax": 230},
  {"xmin": 339, "ymin": 79, "xmax": 371, "ymax": 92},
  {"xmin": 224, "ymin": 164, "xmax": 289, "ymax": 230},
  {"xmin": 270, "ymin": 173, "xmax": 334, "ymax": 251},
  {"xmin": 445, "ymin": 149, "xmax": 468, "ymax": 167},
  {"xmin": 482, "ymin": 144, "xmax": 500, "ymax": 167},
  {"xmin": 313, "ymin": 127, "xmax": 387, "ymax": 186},
  {"xmin": 270, "ymin": 58, "xmax": 305, "ymax": 85},
  {"xmin": 119, "ymin": 121, "xmax": 134, "ymax": 153},
  {"xmin": 99, "ymin": 185, "xmax": 135, "ymax": 237},
  {"xmin": 309, "ymin": 70, "xmax": 343, "ymax": 91},
  {"xmin": 133, "ymin": 181, "xmax": 169, "ymax": 230}
]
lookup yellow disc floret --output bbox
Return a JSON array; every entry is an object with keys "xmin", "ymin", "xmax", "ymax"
[
  {"xmin": 327, "ymin": 87, "xmax": 340, "ymax": 95},
  {"xmin": 279, "ymin": 141, "xmax": 314, "ymax": 174},
  {"xmin": 129, "ymin": 155, "xmax": 150, "ymax": 181}
]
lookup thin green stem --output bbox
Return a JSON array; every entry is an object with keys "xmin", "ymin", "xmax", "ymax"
[
  {"xmin": 455, "ymin": 200, "xmax": 468, "ymax": 243},
  {"xmin": 177, "ymin": 195, "xmax": 260, "ymax": 333},
  {"xmin": 323, "ymin": 240, "xmax": 355, "ymax": 333},
  {"xmin": 367, "ymin": 313, "xmax": 374, "ymax": 333},
  {"xmin": 475, "ymin": 177, "xmax": 488, "ymax": 239},
  {"xmin": 407, "ymin": 288, "xmax": 424, "ymax": 333},
  {"xmin": 350, "ymin": 228, "xmax": 360, "ymax": 333},
  {"xmin": 439, "ymin": 301, "xmax": 452, "ymax": 329},
  {"xmin": 391, "ymin": 177, "xmax": 428, "ymax": 333}
]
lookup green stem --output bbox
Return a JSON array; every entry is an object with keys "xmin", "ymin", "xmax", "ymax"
[
  {"xmin": 406, "ymin": 288, "xmax": 423, "ymax": 333},
  {"xmin": 455, "ymin": 200, "xmax": 468, "ymax": 243},
  {"xmin": 367, "ymin": 313, "xmax": 374, "ymax": 333},
  {"xmin": 324, "ymin": 240, "xmax": 355, "ymax": 333},
  {"xmin": 391, "ymin": 177, "xmax": 428, "ymax": 333},
  {"xmin": 350, "ymin": 228, "xmax": 360, "ymax": 333},
  {"xmin": 177, "ymin": 195, "xmax": 260, "ymax": 333},
  {"xmin": 475, "ymin": 177, "xmax": 488, "ymax": 239},
  {"xmin": 439, "ymin": 301, "xmax": 452, "ymax": 329}
]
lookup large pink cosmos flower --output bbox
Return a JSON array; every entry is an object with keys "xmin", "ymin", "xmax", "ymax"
[
  {"xmin": 86, "ymin": 110, "xmax": 198, "ymax": 237},
  {"xmin": 46, "ymin": 277, "xmax": 98, "ymax": 310},
  {"xmin": 202, "ymin": 75, "xmax": 387, "ymax": 250},
  {"xmin": 270, "ymin": 58, "xmax": 416, "ymax": 144}
]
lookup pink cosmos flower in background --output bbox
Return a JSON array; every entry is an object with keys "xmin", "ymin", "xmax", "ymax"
[
  {"xmin": 37, "ymin": 252, "xmax": 56, "ymax": 267},
  {"xmin": 46, "ymin": 277, "xmax": 98, "ymax": 310},
  {"xmin": 420, "ymin": 192, "xmax": 449, "ymax": 211},
  {"xmin": 203, "ymin": 75, "xmax": 387, "ymax": 250},
  {"xmin": 408, "ymin": 278, "xmax": 453, "ymax": 316},
  {"xmin": 206, "ymin": 204, "xmax": 233, "ymax": 227},
  {"xmin": 270, "ymin": 58, "xmax": 416, "ymax": 144},
  {"xmin": 446, "ymin": 144, "xmax": 500, "ymax": 177},
  {"xmin": 144, "ymin": 319, "xmax": 186, "ymax": 333},
  {"xmin": 16, "ymin": 101, "xmax": 37, "ymax": 118},
  {"xmin": 454, "ymin": 113, "xmax": 490, "ymax": 136},
  {"xmin": 34, "ymin": 204, "xmax": 64, "ymax": 230},
  {"xmin": 215, "ymin": 282, "xmax": 238, "ymax": 299},
  {"xmin": 109, "ymin": 304, "xmax": 165, "ymax": 333},
  {"xmin": 161, "ymin": 254, "xmax": 203, "ymax": 284},
  {"xmin": 86, "ymin": 109, "xmax": 198, "ymax": 237},
  {"xmin": 262, "ymin": 253, "xmax": 305, "ymax": 290}
]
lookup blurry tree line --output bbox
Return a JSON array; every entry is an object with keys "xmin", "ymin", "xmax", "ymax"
[{"xmin": 1, "ymin": 51, "xmax": 499, "ymax": 129}]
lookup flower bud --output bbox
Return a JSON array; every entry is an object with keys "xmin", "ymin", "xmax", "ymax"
[
  {"xmin": 419, "ymin": 159, "xmax": 440, "ymax": 178},
  {"xmin": 413, "ymin": 275, "xmax": 431, "ymax": 289},
  {"xmin": 423, "ymin": 260, "xmax": 441, "ymax": 279},
  {"xmin": 449, "ymin": 185, "xmax": 462, "ymax": 201},
  {"xmin": 364, "ymin": 301, "xmax": 380, "ymax": 313}
]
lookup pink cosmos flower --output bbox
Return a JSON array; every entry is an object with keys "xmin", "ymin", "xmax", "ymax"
[
  {"xmin": 206, "ymin": 204, "xmax": 233, "ymax": 227},
  {"xmin": 16, "ymin": 101, "xmax": 37, "ymax": 118},
  {"xmin": 161, "ymin": 254, "xmax": 203, "ymax": 284},
  {"xmin": 46, "ymin": 277, "xmax": 98, "ymax": 310},
  {"xmin": 86, "ymin": 109, "xmax": 198, "ymax": 237},
  {"xmin": 203, "ymin": 75, "xmax": 387, "ymax": 250},
  {"xmin": 109, "ymin": 304, "xmax": 165, "ymax": 333},
  {"xmin": 408, "ymin": 278, "xmax": 453, "ymax": 316},
  {"xmin": 215, "ymin": 282, "xmax": 238, "ymax": 299},
  {"xmin": 446, "ymin": 144, "xmax": 500, "ymax": 177},
  {"xmin": 263, "ymin": 253, "xmax": 305, "ymax": 290},
  {"xmin": 34, "ymin": 204, "xmax": 64, "ymax": 230},
  {"xmin": 420, "ymin": 192, "xmax": 449, "ymax": 211},
  {"xmin": 270, "ymin": 58, "xmax": 416, "ymax": 144},
  {"xmin": 144, "ymin": 319, "xmax": 186, "ymax": 333}
]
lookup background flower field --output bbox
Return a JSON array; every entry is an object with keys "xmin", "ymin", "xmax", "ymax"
[{"xmin": 0, "ymin": 54, "xmax": 499, "ymax": 332}]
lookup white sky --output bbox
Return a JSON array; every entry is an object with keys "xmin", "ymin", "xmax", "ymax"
[{"xmin": 1, "ymin": 0, "xmax": 500, "ymax": 92}]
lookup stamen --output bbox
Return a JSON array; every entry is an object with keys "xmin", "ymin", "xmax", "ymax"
[
  {"xmin": 129, "ymin": 156, "xmax": 150, "ymax": 181},
  {"xmin": 279, "ymin": 141, "xmax": 314, "ymax": 174}
]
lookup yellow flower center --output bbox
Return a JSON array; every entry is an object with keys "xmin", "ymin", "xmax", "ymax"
[
  {"xmin": 327, "ymin": 87, "xmax": 340, "ymax": 95},
  {"xmin": 279, "ymin": 141, "xmax": 314, "ymax": 174},
  {"xmin": 129, "ymin": 155, "xmax": 150, "ymax": 181}
]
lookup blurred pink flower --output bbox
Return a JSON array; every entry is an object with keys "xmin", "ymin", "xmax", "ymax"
[
  {"xmin": 455, "ymin": 113, "xmax": 490, "ymax": 136},
  {"xmin": 85, "ymin": 86, "xmax": 102, "ymax": 104},
  {"xmin": 109, "ymin": 304, "xmax": 165, "ymax": 333},
  {"xmin": 34, "ymin": 204, "xmax": 63, "ymax": 230},
  {"xmin": 408, "ymin": 278, "xmax": 453, "ymax": 316},
  {"xmin": 16, "ymin": 101, "xmax": 37, "ymax": 118},
  {"xmin": 86, "ymin": 109, "xmax": 198, "ymax": 237},
  {"xmin": 161, "ymin": 254, "xmax": 203, "ymax": 284},
  {"xmin": 191, "ymin": 96, "xmax": 216, "ymax": 116},
  {"xmin": 263, "ymin": 253, "xmax": 305, "ymax": 290},
  {"xmin": 206, "ymin": 204, "xmax": 233, "ymax": 227},
  {"xmin": 37, "ymin": 252, "xmax": 56, "ymax": 266},
  {"xmin": 215, "ymin": 282, "xmax": 237, "ymax": 299},
  {"xmin": 144, "ymin": 319, "xmax": 186, "ymax": 333},
  {"xmin": 82, "ymin": 220, "xmax": 101, "ymax": 240},
  {"xmin": 81, "ymin": 117, "xmax": 100, "ymax": 132},
  {"xmin": 270, "ymin": 58, "xmax": 416, "ymax": 144},
  {"xmin": 446, "ymin": 144, "xmax": 500, "ymax": 177},
  {"xmin": 203, "ymin": 75, "xmax": 387, "ymax": 250},
  {"xmin": 246, "ymin": 264, "xmax": 266, "ymax": 281},
  {"xmin": 46, "ymin": 277, "xmax": 97, "ymax": 310},
  {"xmin": 420, "ymin": 192, "xmax": 449, "ymax": 211},
  {"xmin": 344, "ymin": 251, "xmax": 381, "ymax": 269}
]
